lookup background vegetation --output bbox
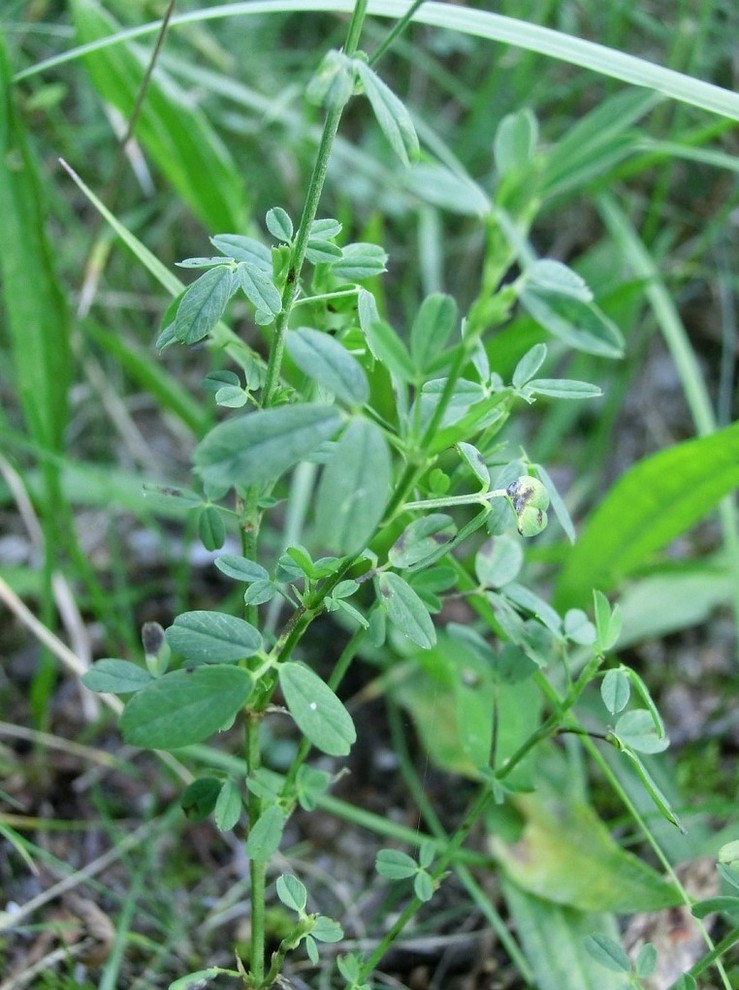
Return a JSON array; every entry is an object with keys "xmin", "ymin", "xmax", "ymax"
[{"xmin": 1, "ymin": 1, "xmax": 738, "ymax": 988}]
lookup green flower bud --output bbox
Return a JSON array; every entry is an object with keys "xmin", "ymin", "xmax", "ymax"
[
  {"xmin": 142, "ymin": 621, "xmax": 170, "ymax": 677},
  {"xmin": 506, "ymin": 476, "xmax": 550, "ymax": 537}
]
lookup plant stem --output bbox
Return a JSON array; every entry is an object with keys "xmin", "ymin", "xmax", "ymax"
[
  {"xmin": 245, "ymin": 712, "xmax": 266, "ymax": 984},
  {"xmin": 261, "ymin": 0, "xmax": 368, "ymax": 409}
]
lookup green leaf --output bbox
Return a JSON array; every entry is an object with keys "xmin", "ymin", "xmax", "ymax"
[
  {"xmin": 311, "ymin": 916, "xmax": 343, "ymax": 943},
  {"xmin": 246, "ymin": 805, "xmax": 286, "ymax": 862},
  {"xmin": 520, "ymin": 287, "xmax": 624, "ymax": 358},
  {"xmin": 635, "ymin": 943, "xmax": 657, "ymax": 979},
  {"xmin": 211, "ymin": 233, "xmax": 271, "ymax": 269},
  {"xmin": 82, "ymin": 659, "xmax": 153, "ymax": 694},
  {"xmin": 0, "ymin": 37, "xmax": 71, "ymax": 455},
  {"xmin": 276, "ymin": 874, "xmax": 307, "ymax": 913},
  {"xmin": 266, "ymin": 206, "xmax": 293, "ymax": 242},
  {"xmin": 494, "ymin": 108, "xmax": 538, "ymax": 174},
  {"xmin": 194, "ymin": 404, "xmax": 343, "ymax": 491},
  {"xmin": 388, "ymin": 514, "xmax": 456, "ymax": 570},
  {"xmin": 555, "ymin": 421, "xmax": 739, "ymax": 608},
  {"xmin": 286, "ymin": 327, "xmax": 369, "ymax": 405},
  {"xmin": 614, "ymin": 710, "xmax": 669, "ymax": 754},
  {"xmin": 237, "ymin": 261, "xmax": 282, "ymax": 316},
  {"xmin": 354, "ymin": 61, "xmax": 419, "ymax": 167},
  {"xmin": 243, "ymin": 579, "xmax": 276, "ymax": 606},
  {"xmin": 525, "ymin": 378, "xmax": 602, "ymax": 400},
  {"xmin": 376, "ymin": 849, "xmax": 417, "ymax": 879},
  {"xmin": 583, "ymin": 934, "xmax": 631, "ymax": 973},
  {"xmin": 198, "ymin": 506, "xmax": 226, "ymax": 551},
  {"xmin": 120, "ymin": 665, "xmax": 253, "ymax": 750},
  {"xmin": 526, "ymin": 260, "xmax": 593, "ymax": 302},
  {"xmin": 214, "ymin": 778, "xmax": 242, "ymax": 831},
  {"xmin": 457, "ymin": 442, "xmax": 490, "ymax": 487},
  {"xmin": 166, "ymin": 611, "xmax": 262, "ymax": 664},
  {"xmin": 601, "ymin": 670, "xmax": 630, "ymax": 714},
  {"xmin": 378, "ymin": 573, "xmax": 436, "ymax": 649},
  {"xmin": 172, "ymin": 267, "xmax": 233, "ymax": 345},
  {"xmin": 491, "ymin": 790, "xmax": 681, "ymax": 912},
  {"xmin": 512, "ymin": 343, "xmax": 547, "ymax": 388},
  {"xmin": 414, "ymin": 872, "xmax": 434, "ymax": 903},
  {"xmin": 475, "ymin": 536, "xmax": 524, "ymax": 589},
  {"xmin": 278, "ymin": 662, "xmax": 356, "ymax": 757},
  {"xmin": 214, "ymin": 384, "xmax": 247, "ymax": 408},
  {"xmin": 180, "ymin": 778, "xmax": 221, "ymax": 822},
  {"xmin": 330, "ymin": 242, "xmax": 388, "ymax": 280},
  {"xmin": 563, "ymin": 608, "xmax": 596, "ymax": 645},
  {"xmin": 315, "ymin": 418, "xmax": 392, "ymax": 555},
  {"xmin": 363, "ymin": 319, "xmax": 415, "ymax": 383},
  {"xmin": 409, "ymin": 294, "xmax": 457, "ymax": 372},
  {"xmin": 215, "ymin": 555, "xmax": 269, "ymax": 583},
  {"xmin": 168, "ymin": 969, "xmax": 223, "ymax": 990}
]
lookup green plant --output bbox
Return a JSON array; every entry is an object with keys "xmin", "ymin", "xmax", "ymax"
[{"xmin": 4, "ymin": 2, "xmax": 739, "ymax": 989}]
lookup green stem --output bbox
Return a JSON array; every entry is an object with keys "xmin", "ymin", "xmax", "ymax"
[
  {"xmin": 369, "ymin": 0, "xmax": 427, "ymax": 66},
  {"xmin": 246, "ymin": 712, "xmax": 266, "ymax": 985},
  {"xmin": 358, "ymin": 783, "xmax": 493, "ymax": 980},
  {"xmin": 261, "ymin": 0, "xmax": 368, "ymax": 409}
]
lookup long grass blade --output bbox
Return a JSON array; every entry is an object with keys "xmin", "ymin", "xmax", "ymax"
[{"xmin": 15, "ymin": 2, "xmax": 739, "ymax": 123}]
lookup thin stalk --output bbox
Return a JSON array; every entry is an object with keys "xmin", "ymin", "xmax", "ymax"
[
  {"xmin": 358, "ymin": 783, "xmax": 492, "ymax": 980},
  {"xmin": 246, "ymin": 712, "xmax": 267, "ymax": 984},
  {"xmin": 369, "ymin": 0, "xmax": 427, "ymax": 67},
  {"xmin": 261, "ymin": 0, "xmax": 368, "ymax": 408}
]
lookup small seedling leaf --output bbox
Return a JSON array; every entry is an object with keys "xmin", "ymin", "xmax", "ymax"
[
  {"xmin": 120, "ymin": 665, "xmax": 253, "ymax": 750},
  {"xmin": 311, "ymin": 916, "xmax": 343, "ymax": 943},
  {"xmin": 180, "ymin": 777, "xmax": 221, "ymax": 822},
  {"xmin": 214, "ymin": 778, "xmax": 242, "ymax": 831},
  {"xmin": 520, "ymin": 287, "xmax": 624, "ymax": 358},
  {"xmin": 414, "ymin": 871, "xmax": 434, "ymax": 902},
  {"xmin": 475, "ymin": 536, "xmax": 524, "ymax": 589},
  {"xmin": 563, "ymin": 608, "xmax": 596, "ymax": 645},
  {"xmin": 82, "ymin": 659, "xmax": 153, "ymax": 695},
  {"xmin": 330, "ymin": 242, "xmax": 388, "ymax": 281},
  {"xmin": 583, "ymin": 933, "xmax": 631, "ymax": 973},
  {"xmin": 276, "ymin": 873, "xmax": 307, "ymax": 913},
  {"xmin": 456, "ymin": 441, "xmax": 490, "ymax": 487},
  {"xmin": 363, "ymin": 319, "xmax": 415, "ymax": 382},
  {"xmin": 166, "ymin": 610, "xmax": 262, "ymax": 664},
  {"xmin": 525, "ymin": 378, "xmax": 602, "ymax": 400},
  {"xmin": 286, "ymin": 327, "xmax": 369, "ymax": 405},
  {"xmin": 512, "ymin": 343, "xmax": 547, "ymax": 388},
  {"xmin": 615, "ymin": 710, "xmax": 669, "ymax": 754},
  {"xmin": 215, "ymin": 554, "xmax": 269, "ymax": 583},
  {"xmin": 409, "ymin": 293, "xmax": 457, "ymax": 371},
  {"xmin": 211, "ymin": 233, "xmax": 272, "ymax": 269},
  {"xmin": 246, "ymin": 804, "xmax": 286, "ymax": 862},
  {"xmin": 493, "ymin": 108, "xmax": 538, "ymax": 174},
  {"xmin": 237, "ymin": 261, "xmax": 282, "ymax": 316},
  {"xmin": 635, "ymin": 942, "xmax": 658, "ymax": 979},
  {"xmin": 315, "ymin": 417, "xmax": 392, "ymax": 555},
  {"xmin": 378, "ymin": 572, "xmax": 436, "ymax": 648},
  {"xmin": 194, "ymin": 404, "xmax": 342, "ymax": 490},
  {"xmin": 376, "ymin": 849, "xmax": 417, "ymax": 880},
  {"xmin": 526, "ymin": 259, "xmax": 593, "ymax": 302},
  {"xmin": 168, "ymin": 968, "xmax": 223, "ymax": 990},
  {"xmin": 389, "ymin": 514, "xmax": 456, "ymax": 570},
  {"xmin": 173, "ymin": 266, "xmax": 233, "ymax": 345},
  {"xmin": 214, "ymin": 384, "xmax": 247, "ymax": 408},
  {"xmin": 355, "ymin": 61, "xmax": 419, "ymax": 167},
  {"xmin": 265, "ymin": 206, "xmax": 293, "ymax": 242},
  {"xmin": 198, "ymin": 506, "xmax": 226, "ymax": 551},
  {"xmin": 601, "ymin": 669, "xmax": 630, "ymax": 715},
  {"xmin": 279, "ymin": 662, "xmax": 356, "ymax": 756},
  {"xmin": 243, "ymin": 579, "xmax": 276, "ymax": 606}
]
